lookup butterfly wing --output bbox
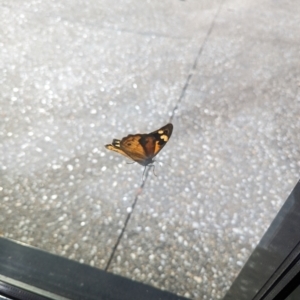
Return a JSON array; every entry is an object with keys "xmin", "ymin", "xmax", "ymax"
[
  {"xmin": 147, "ymin": 123, "xmax": 173, "ymax": 158},
  {"xmin": 117, "ymin": 134, "xmax": 149, "ymax": 165},
  {"xmin": 105, "ymin": 139, "xmax": 133, "ymax": 160},
  {"xmin": 121, "ymin": 123, "xmax": 173, "ymax": 166},
  {"xmin": 105, "ymin": 123, "xmax": 173, "ymax": 166}
]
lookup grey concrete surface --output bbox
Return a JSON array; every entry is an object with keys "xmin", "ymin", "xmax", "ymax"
[{"xmin": 0, "ymin": 0, "xmax": 299, "ymax": 299}]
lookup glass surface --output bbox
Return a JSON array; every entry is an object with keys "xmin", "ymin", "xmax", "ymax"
[{"xmin": 0, "ymin": 0, "xmax": 299, "ymax": 299}]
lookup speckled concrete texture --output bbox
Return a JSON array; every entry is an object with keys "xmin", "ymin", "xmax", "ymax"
[{"xmin": 1, "ymin": 0, "xmax": 299, "ymax": 299}]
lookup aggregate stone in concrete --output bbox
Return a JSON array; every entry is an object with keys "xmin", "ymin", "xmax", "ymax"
[{"xmin": 1, "ymin": 0, "xmax": 300, "ymax": 299}]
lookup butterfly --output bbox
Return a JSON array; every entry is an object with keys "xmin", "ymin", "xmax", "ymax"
[{"xmin": 105, "ymin": 123, "xmax": 173, "ymax": 167}]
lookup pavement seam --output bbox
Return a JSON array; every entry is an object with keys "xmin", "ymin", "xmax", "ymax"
[
  {"xmin": 169, "ymin": 0, "xmax": 225, "ymax": 123},
  {"xmin": 105, "ymin": 0, "xmax": 225, "ymax": 273}
]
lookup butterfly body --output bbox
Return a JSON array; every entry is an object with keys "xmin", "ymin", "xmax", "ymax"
[{"xmin": 105, "ymin": 123, "xmax": 173, "ymax": 166}]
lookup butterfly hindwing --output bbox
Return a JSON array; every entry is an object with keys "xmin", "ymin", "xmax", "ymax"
[{"xmin": 105, "ymin": 123, "xmax": 173, "ymax": 166}]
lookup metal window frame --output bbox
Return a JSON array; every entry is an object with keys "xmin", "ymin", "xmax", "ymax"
[{"xmin": 0, "ymin": 238, "xmax": 188, "ymax": 300}]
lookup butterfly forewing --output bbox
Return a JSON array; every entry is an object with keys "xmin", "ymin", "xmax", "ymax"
[
  {"xmin": 105, "ymin": 123, "xmax": 173, "ymax": 166},
  {"xmin": 150, "ymin": 123, "xmax": 173, "ymax": 149},
  {"xmin": 138, "ymin": 135, "xmax": 156, "ymax": 157}
]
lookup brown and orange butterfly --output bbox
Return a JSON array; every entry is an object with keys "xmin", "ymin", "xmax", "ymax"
[{"xmin": 105, "ymin": 123, "xmax": 173, "ymax": 166}]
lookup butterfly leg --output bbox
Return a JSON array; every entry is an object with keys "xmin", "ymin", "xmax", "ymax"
[
  {"xmin": 152, "ymin": 164, "xmax": 157, "ymax": 177},
  {"xmin": 146, "ymin": 164, "xmax": 157, "ymax": 177},
  {"xmin": 141, "ymin": 163, "xmax": 158, "ymax": 182}
]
